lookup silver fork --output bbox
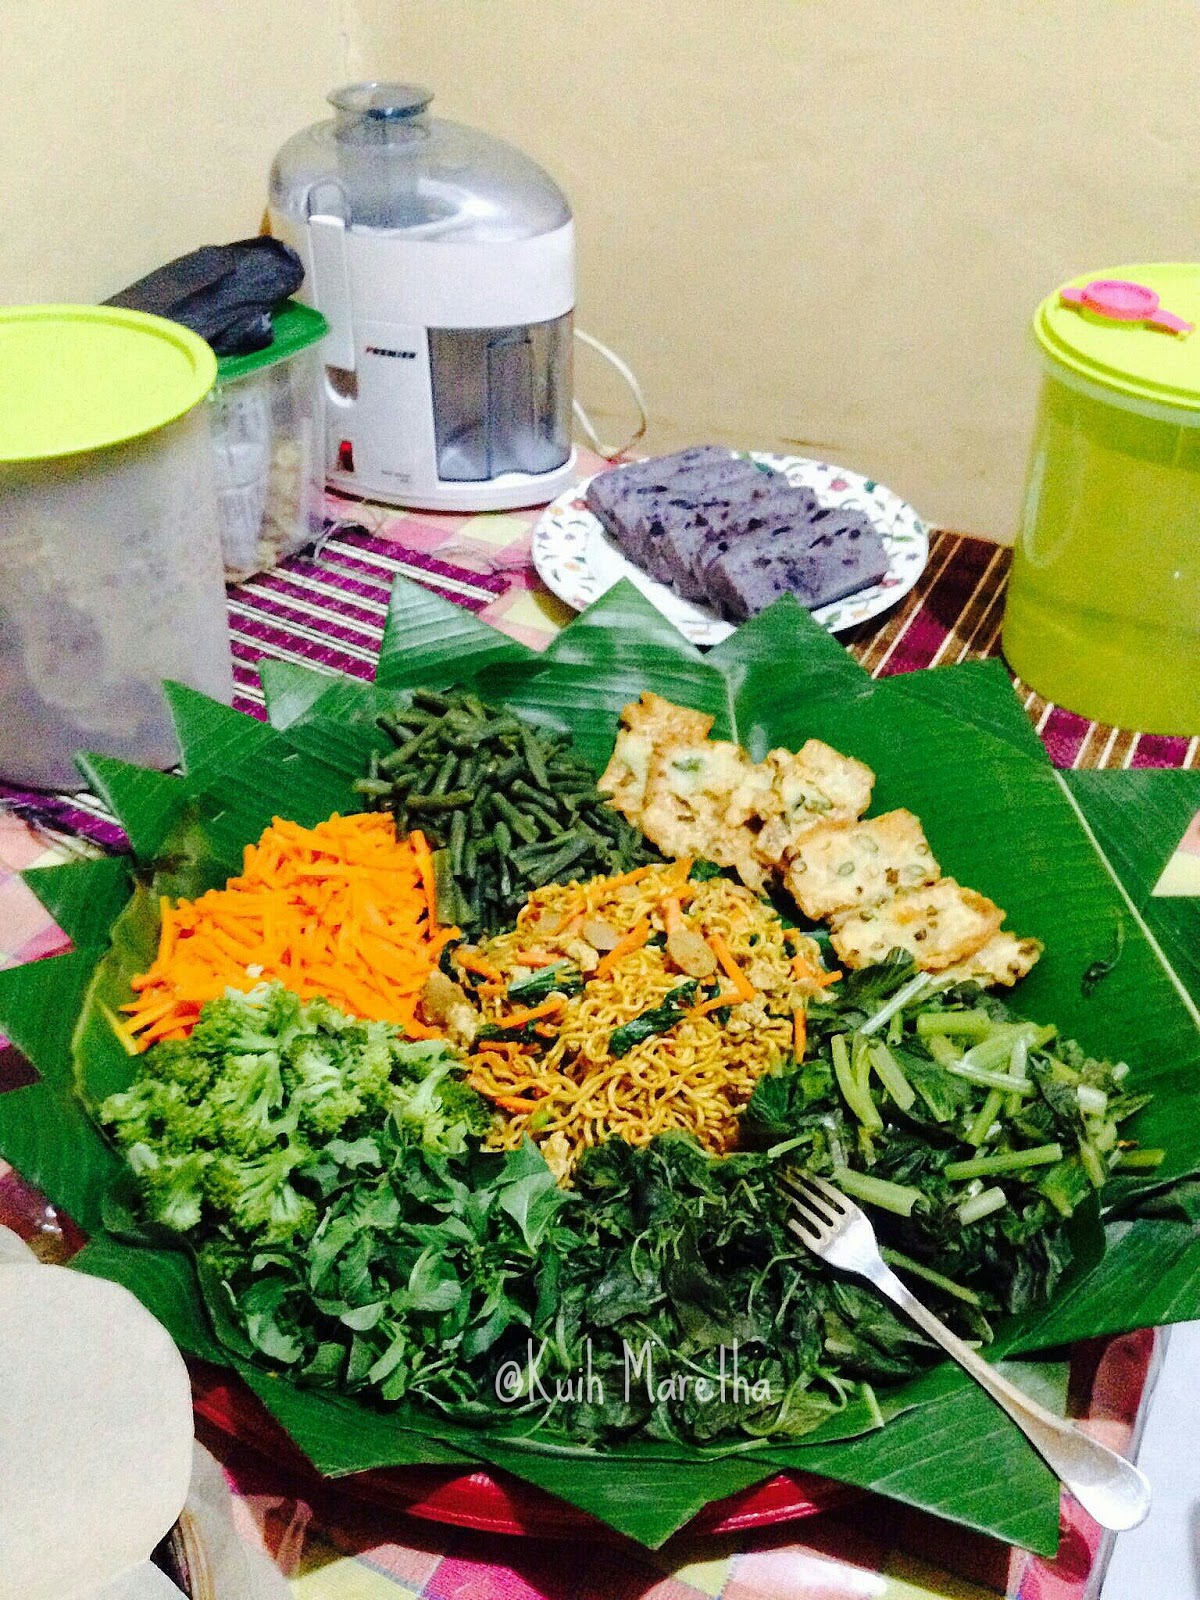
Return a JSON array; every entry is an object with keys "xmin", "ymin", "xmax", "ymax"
[{"xmin": 782, "ymin": 1171, "xmax": 1151, "ymax": 1532}]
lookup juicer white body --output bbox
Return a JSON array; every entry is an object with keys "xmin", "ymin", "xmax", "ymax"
[{"xmin": 269, "ymin": 208, "xmax": 577, "ymax": 511}]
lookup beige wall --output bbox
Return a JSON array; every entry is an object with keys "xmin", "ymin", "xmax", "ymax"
[
  {"xmin": 5, "ymin": 2, "xmax": 1198, "ymax": 536},
  {"xmin": 351, "ymin": 0, "xmax": 1200, "ymax": 538},
  {"xmin": 0, "ymin": 0, "xmax": 360, "ymax": 304}
]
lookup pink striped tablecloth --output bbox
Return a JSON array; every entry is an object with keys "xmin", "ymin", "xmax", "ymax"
[{"xmin": 0, "ymin": 458, "xmax": 1187, "ymax": 1600}]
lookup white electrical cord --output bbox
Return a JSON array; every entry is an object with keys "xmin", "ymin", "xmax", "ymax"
[{"xmin": 572, "ymin": 328, "xmax": 648, "ymax": 459}]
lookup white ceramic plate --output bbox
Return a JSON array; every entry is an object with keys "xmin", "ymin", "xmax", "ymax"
[{"xmin": 531, "ymin": 453, "xmax": 930, "ymax": 645}]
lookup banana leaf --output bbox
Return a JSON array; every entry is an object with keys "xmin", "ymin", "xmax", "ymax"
[{"xmin": 1, "ymin": 577, "xmax": 1197, "ymax": 1553}]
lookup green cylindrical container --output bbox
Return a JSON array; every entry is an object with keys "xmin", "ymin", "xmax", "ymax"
[{"xmin": 1003, "ymin": 264, "xmax": 1200, "ymax": 736}]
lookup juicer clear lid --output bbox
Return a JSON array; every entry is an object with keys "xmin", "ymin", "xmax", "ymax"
[{"xmin": 269, "ymin": 82, "xmax": 572, "ymax": 243}]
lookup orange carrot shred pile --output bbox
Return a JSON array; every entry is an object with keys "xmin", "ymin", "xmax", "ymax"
[{"xmin": 119, "ymin": 813, "xmax": 458, "ymax": 1051}]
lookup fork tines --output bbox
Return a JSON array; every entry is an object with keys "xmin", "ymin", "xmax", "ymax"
[{"xmin": 780, "ymin": 1170, "xmax": 848, "ymax": 1242}]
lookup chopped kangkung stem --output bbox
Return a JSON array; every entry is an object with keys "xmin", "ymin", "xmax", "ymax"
[
  {"xmin": 858, "ymin": 973, "xmax": 931, "ymax": 1038},
  {"xmin": 957, "ymin": 1186, "xmax": 1008, "ymax": 1226},
  {"xmin": 915, "ymin": 1010, "xmax": 995, "ymax": 1042},
  {"xmin": 1116, "ymin": 1147, "xmax": 1166, "ymax": 1171},
  {"xmin": 945, "ymin": 1143, "xmax": 1063, "ymax": 1182},
  {"xmin": 881, "ymin": 1247, "xmax": 984, "ymax": 1307},
  {"xmin": 831, "ymin": 1034, "xmax": 883, "ymax": 1131},
  {"xmin": 1076, "ymin": 1085, "xmax": 1109, "ymax": 1117},
  {"xmin": 706, "ymin": 932, "xmax": 757, "ymax": 1004},
  {"xmin": 965, "ymin": 1088, "xmax": 1004, "ymax": 1149},
  {"xmin": 958, "ymin": 1023, "xmax": 1053, "ymax": 1075},
  {"xmin": 1005, "ymin": 1034, "xmax": 1029, "ymax": 1117},
  {"xmin": 831, "ymin": 1163, "xmax": 921, "ymax": 1217},
  {"xmin": 867, "ymin": 1040, "xmax": 915, "ymax": 1112},
  {"xmin": 924, "ymin": 1037, "xmax": 1036, "ymax": 1096}
]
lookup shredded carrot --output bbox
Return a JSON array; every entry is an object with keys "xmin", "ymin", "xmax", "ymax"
[
  {"xmin": 593, "ymin": 864, "xmax": 657, "ymax": 893},
  {"xmin": 689, "ymin": 990, "xmax": 737, "ymax": 1018},
  {"xmin": 457, "ymin": 951, "xmax": 504, "ymax": 984},
  {"xmin": 120, "ymin": 812, "xmax": 458, "ymax": 1050},
  {"xmin": 409, "ymin": 829, "xmax": 438, "ymax": 926},
  {"xmin": 792, "ymin": 952, "xmax": 842, "ymax": 989},
  {"xmin": 497, "ymin": 996, "xmax": 567, "ymax": 1030},
  {"xmin": 595, "ymin": 917, "xmax": 651, "ymax": 979},
  {"xmin": 793, "ymin": 1006, "xmax": 807, "ymax": 1060},
  {"xmin": 706, "ymin": 931, "xmax": 757, "ymax": 1005}
]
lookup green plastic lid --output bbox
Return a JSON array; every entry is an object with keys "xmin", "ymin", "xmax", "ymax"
[
  {"xmin": 0, "ymin": 304, "xmax": 217, "ymax": 464},
  {"xmin": 215, "ymin": 300, "xmax": 328, "ymax": 383},
  {"xmin": 1035, "ymin": 263, "xmax": 1200, "ymax": 413}
]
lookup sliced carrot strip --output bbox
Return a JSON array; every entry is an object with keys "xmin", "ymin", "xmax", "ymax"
[
  {"xmin": 595, "ymin": 917, "xmax": 650, "ymax": 979},
  {"xmin": 706, "ymin": 932, "xmax": 757, "ymax": 1004}
]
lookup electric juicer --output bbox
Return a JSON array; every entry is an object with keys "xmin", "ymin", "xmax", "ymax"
[{"xmin": 269, "ymin": 82, "xmax": 576, "ymax": 511}]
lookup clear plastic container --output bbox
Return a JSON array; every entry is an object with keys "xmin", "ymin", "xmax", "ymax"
[
  {"xmin": 209, "ymin": 300, "xmax": 328, "ymax": 581},
  {"xmin": 0, "ymin": 305, "xmax": 234, "ymax": 790}
]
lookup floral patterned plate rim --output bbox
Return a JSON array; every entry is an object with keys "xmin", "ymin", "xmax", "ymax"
[{"xmin": 531, "ymin": 452, "xmax": 930, "ymax": 645}]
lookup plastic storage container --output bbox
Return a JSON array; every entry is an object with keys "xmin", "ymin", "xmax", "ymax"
[
  {"xmin": 1004, "ymin": 264, "xmax": 1200, "ymax": 736},
  {"xmin": 209, "ymin": 299, "xmax": 328, "ymax": 581},
  {"xmin": 0, "ymin": 305, "xmax": 234, "ymax": 789}
]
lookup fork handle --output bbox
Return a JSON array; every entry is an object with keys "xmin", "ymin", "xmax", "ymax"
[{"xmin": 867, "ymin": 1262, "xmax": 1151, "ymax": 1532}]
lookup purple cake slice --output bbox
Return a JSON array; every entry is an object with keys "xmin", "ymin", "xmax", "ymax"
[
  {"xmin": 635, "ymin": 461, "xmax": 777, "ymax": 582},
  {"xmin": 704, "ymin": 507, "xmax": 888, "ymax": 621},
  {"xmin": 586, "ymin": 448, "xmax": 740, "ymax": 564},
  {"xmin": 684, "ymin": 483, "xmax": 820, "ymax": 599}
]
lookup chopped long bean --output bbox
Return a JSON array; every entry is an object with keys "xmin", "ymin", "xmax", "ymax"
[{"xmin": 360, "ymin": 689, "xmax": 659, "ymax": 933}]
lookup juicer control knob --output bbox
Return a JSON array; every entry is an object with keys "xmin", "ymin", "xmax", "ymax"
[{"xmin": 1059, "ymin": 278, "xmax": 1194, "ymax": 336}]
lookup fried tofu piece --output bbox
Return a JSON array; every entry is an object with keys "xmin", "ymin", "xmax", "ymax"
[
  {"xmin": 746, "ymin": 742, "xmax": 876, "ymax": 867},
  {"xmin": 829, "ymin": 879, "xmax": 1004, "ymax": 972},
  {"xmin": 599, "ymin": 693, "xmax": 716, "ymax": 819},
  {"xmin": 783, "ymin": 810, "xmax": 940, "ymax": 921},
  {"xmin": 770, "ymin": 741, "xmax": 875, "ymax": 822},
  {"xmin": 598, "ymin": 728, "xmax": 656, "ymax": 820},
  {"xmin": 639, "ymin": 740, "xmax": 764, "ymax": 888},
  {"xmin": 622, "ymin": 691, "xmax": 715, "ymax": 745},
  {"xmin": 941, "ymin": 931, "xmax": 1044, "ymax": 989}
]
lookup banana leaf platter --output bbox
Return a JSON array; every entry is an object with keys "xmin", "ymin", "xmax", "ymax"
[{"xmin": 1, "ymin": 576, "xmax": 1198, "ymax": 1555}]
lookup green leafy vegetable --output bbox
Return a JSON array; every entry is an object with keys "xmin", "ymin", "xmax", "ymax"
[{"xmin": 608, "ymin": 982, "xmax": 699, "ymax": 1057}]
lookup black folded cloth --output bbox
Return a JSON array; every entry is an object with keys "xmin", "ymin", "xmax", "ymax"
[{"xmin": 105, "ymin": 237, "xmax": 305, "ymax": 357}]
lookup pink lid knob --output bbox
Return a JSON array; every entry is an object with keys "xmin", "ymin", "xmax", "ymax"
[{"xmin": 1059, "ymin": 278, "xmax": 1194, "ymax": 336}]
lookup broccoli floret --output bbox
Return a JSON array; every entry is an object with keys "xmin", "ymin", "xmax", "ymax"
[
  {"xmin": 104, "ymin": 980, "xmax": 484, "ymax": 1247},
  {"xmin": 389, "ymin": 1046, "xmax": 490, "ymax": 1152},
  {"xmin": 208, "ymin": 1049, "xmax": 288, "ymax": 1154},
  {"xmin": 286, "ymin": 1036, "xmax": 364, "ymax": 1137},
  {"xmin": 100, "ymin": 1077, "xmax": 214, "ymax": 1153},
  {"xmin": 187, "ymin": 983, "xmax": 300, "ymax": 1060},
  {"xmin": 205, "ymin": 1145, "xmax": 316, "ymax": 1242},
  {"xmin": 350, "ymin": 1021, "xmax": 399, "ymax": 1108},
  {"xmin": 142, "ymin": 1148, "xmax": 214, "ymax": 1234},
  {"xmin": 144, "ymin": 1037, "xmax": 218, "ymax": 1096}
]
